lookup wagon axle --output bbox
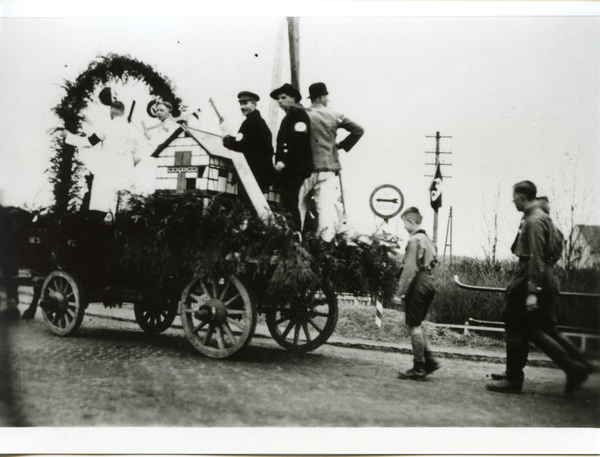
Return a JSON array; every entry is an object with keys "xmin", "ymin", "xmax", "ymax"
[
  {"xmin": 47, "ymin": 290, "xmax": 69, "ymax": 312},
  {"xmin": 195, "ymin": 298, "xmax": 228, "ymax": 325}
]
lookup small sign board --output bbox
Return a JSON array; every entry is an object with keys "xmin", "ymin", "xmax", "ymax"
[
  {"xmin": 168, "ymin": 166, "xmax": 199, "ymax": 174},
  {"xmin": 369, "ymin": 184, "xmax": 404, "ymax": 221}
]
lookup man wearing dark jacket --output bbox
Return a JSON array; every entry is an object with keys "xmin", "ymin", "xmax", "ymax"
[
  {"xmin": 270, "ymin": 83, "xmax": 313, "ymax": 231},
  {"xmin": 222, "ymin": 91, "xmax": 274, "ymax": 192},
  {"xmin": 486, "ymin": 181, "xmax": 591, "ymax": 395}
]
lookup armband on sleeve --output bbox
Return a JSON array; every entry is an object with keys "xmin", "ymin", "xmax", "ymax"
[
  {"xmin": 88, "ymin": 133, "xmax": 102, "ymax": 146},
  {"xmin": 64, "ymin": 132, "xmax": 94, "ymax": 149}
]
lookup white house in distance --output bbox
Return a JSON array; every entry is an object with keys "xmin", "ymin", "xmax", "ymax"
[{"xmin": 571, "ymin": 225, "xmax": 600, "ymax": 269}]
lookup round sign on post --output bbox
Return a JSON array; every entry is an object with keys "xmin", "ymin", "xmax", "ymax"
[{"xmin": 369, "ymin": 184, "xmax": 404, "ymax": 221}]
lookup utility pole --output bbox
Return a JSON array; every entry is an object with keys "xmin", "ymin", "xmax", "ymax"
[
  {"xmin": 425, "ymin": 131, "xmax": 452, "ymax": 245},
  {"xmin": 287, "ymin": 17, "xmax": 300, "ymax": 90},
  {"xmin": 443, "ymin": 206, "xmax": 453, "ymax": 266}
]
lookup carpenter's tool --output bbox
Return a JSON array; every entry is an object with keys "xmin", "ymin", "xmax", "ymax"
[
  {"xmin": 208, "ymin": 98, "xmax": 233, "ymax": 136},
  {"xmin": 453, "ymin": 275, "xmax": 600, "ymax": 299},
  {"xmin": 184, "ymin": 126, "xmax": 222, "ymax": 138},
  {"xmin": 127, "ymin": 100, "xmax": 136, "ymax": 123},
  {"xmin": 209, "ymin": 98, "xmax": 224, "ymax": 124}
]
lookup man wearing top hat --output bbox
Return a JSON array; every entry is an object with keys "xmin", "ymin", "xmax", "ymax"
[
  {"xmin": 270, "ymin": 83, "xmax": 313, "ymax": 232},
  {"xmin": 299, "ymin": 82, "xmax": 364, "ymax": 242},
  {"xmin": 222, "ymin": 91, "xmax": 275, "ymax": 192}
]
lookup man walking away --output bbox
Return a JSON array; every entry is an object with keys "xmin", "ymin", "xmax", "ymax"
[{"xmin": 486, "ymin": 181, "xmax": 591, "ymax": 394}]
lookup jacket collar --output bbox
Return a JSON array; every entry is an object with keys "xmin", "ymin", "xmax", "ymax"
[{"xmin": 523, "ymin": 205, "xmax": 543, "ymax": 217}]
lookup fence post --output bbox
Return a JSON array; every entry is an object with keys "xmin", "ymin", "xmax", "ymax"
[{"xmin": 463, "ymin": 321, "xmax": 469, "ymax": 336}]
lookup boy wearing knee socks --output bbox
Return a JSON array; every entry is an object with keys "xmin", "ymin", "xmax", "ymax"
[{"xmin": 395, "ymin": 207, "xmax": 440, "ymax": 381}]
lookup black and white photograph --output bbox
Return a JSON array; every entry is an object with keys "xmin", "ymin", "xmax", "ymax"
[{"xmin": 0, "ymin": 1, "xmax": 599, "ymax": 454}]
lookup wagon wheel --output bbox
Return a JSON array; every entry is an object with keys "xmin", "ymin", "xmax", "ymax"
[
  {"xmin": 265, "ymin": 281, "xmax": 338, "ymax": 353},
  {"xmin": 180, "ymin": 274, "xmax": 257, "ymax": 358},
  {"xmin": 40, "ymin": 270, "xmax": 86, "ymax": 336},
  {"xmin": 134, "ymin": 295, "xmax": 178, "ymax": 334}
]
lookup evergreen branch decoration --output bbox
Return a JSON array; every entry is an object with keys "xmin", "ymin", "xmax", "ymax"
[
  {"xmin": 48, "ymin": 54, "xmax": 184, "ymax": 214},
  {"xmin": 26, "ymin": 194, "xmax": 402, "ymax": 304}
]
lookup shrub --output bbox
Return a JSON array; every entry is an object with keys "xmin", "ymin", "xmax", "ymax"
[
  {"xmin": 427, "ymin": 259, "xmax": 511, "ymax": 325},
  {"xmin": 427, "ymin": 258, "xmax": 600, "ymax": 330}
]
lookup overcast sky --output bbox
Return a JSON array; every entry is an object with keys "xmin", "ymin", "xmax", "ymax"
[
  {"xmin": 1, "ymin": 0, "xmax": 599, "ymax": 453},
  {"xmin": 0, "ymin": 2, "xmax": 598, "ymax": 261}
]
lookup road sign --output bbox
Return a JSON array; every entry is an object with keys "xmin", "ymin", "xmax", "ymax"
[{"xmin": 369, "ymin": 184, "xmax": 404, "ymax": 221}]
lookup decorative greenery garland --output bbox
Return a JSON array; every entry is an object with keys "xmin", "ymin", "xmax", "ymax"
[
  {"xmin": 49, "ymin": 53, "xmax": 184, "ymax": 214},
  {"xmin": 23, "ymin": 193, "xmax": 402, "ymax": 304}
]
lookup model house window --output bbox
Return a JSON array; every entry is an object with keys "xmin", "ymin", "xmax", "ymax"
[{"xmin": 175, "ymin": 150, "xmax": 191, "ymax": 166}]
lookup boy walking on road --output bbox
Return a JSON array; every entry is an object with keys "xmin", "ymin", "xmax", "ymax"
[{"xmin": 394, "ymin": 207, "xmax": 441, "ymax": 381}]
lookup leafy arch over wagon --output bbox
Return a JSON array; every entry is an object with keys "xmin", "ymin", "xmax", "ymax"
[{"xmin": 49, "ymin": 53, "xmax": 184, "ymax": 214}]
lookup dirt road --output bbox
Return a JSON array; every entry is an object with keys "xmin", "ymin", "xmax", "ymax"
[{"xmin": 1, "ymin": 306, "xmax": 599, "ymax": 453}]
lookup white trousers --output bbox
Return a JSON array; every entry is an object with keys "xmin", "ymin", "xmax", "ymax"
[{"xmin": 298, "ymin": 171, "xmax": 344, "ymax": 242}]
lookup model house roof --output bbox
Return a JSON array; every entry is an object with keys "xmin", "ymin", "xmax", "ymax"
[{"xmin": 151, "ymin": 125, "xmax": 231, "ymax": 160}]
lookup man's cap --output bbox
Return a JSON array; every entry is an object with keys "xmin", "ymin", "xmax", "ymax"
[
  {"xmin": 270, "ymin": 83, "xmax": 302, "ymax": 102},
  {"xmin": 157, "ymin": 101, "xmax": 173, "ymax": 111},
  {"xmin": 147, "ymin": 100, "xmax": 173, "ymax": 118},
  {"xmin": 147, "ymin": 100, "xmax": 158, "ymax": 118},
  {"xmin": 308, "ymin": 82, "xmax": 328, "ymax": 100},
  {"xmin": 99, "ymin": 87, "xmax": 113, "ymax": 106},
  {"xmin": 238, "ymin": 91, "xmax": 260, "ymax": 102},
  {"xmin": 111, "ymin": 100, "xmax": 125, "ymax": 112}
]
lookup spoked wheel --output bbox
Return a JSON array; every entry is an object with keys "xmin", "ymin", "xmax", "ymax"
[
  {"xmin": 180, "ymin": 274, "xmax": 257, "ymax": 358},
  {"xmin": 134, "ymin": 295, "xmax": 178, "ymax": 334},
  {"xmin": 40, "ymin": 270, "xmax": 86, "ymax": 336},
  {"xmin": 265, "ymin": 282, "xmax": 338, "ymax": 353}
]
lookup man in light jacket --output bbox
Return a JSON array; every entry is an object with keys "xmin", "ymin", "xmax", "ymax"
[{"xmin": 299, "ymin": 82, "xmax": 364, "ymax": 241}]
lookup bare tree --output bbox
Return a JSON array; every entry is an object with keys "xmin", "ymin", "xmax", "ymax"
[
  {"xmin": 469, "ymin": 182, "xmax": 512, "ymax": 268},
  {"xmin": 548, "ymin": 151, "xmax": 597, "ymax": 277}
]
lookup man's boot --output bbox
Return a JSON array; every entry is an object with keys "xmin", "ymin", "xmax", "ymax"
[
  {"xmin": 565, "ymin": 361, "xmax": 589, "ymax": 394},
  {"xmin": 531, "ymin": 330, "xmax": 589, "ymax": 394},
  {"xmin": 486, "ymin": 341, "xmax": 526, "ymax": 393},
  {"xmin": 424, "ymin": 356, "xmax": 441, "ymax": 375},
  {"xmin": 548, "ymin": 330, "xmax": 595, "ymax": 376},
  {"xmin": 398, "ymin": 361, "xmax": 427, "ymax": 381},
  {"xmin": 490, "ymin": 371, "xmax": 507, "ymax": 381},
  {"xmin": 485, "ymin": 379, "xmax": 523, "ymax": 394}
]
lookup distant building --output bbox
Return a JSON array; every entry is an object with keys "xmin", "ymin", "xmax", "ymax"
[{"xmin": 571, "ymin": 225, "xmax": 600, "ymax": 269}]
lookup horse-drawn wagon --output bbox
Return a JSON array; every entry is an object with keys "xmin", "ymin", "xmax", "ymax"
[{"xmin": 12, "ymin": 122, "xmax": 392, "ymax": 359}]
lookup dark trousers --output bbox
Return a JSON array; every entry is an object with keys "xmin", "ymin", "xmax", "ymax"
[
  {"xmin": 278, "ymin": 177, "xmax": 304, "ymax": 232},
  {"xmin": 504, "ymin": 276, "xmax": 586, "ymax": 383}
]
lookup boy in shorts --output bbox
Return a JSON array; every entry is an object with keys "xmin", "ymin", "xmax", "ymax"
[{"xmin": 395, "ymin": 207, "xmax": 440, "ymax": 381}]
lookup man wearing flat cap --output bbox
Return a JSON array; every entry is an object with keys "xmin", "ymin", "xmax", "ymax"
[
  {"xmin": 223, "ymin": 91, "xmax": 274, "ymax": 192},
  {"xmin": 299, "ymin": 82, "xmax": 364, "ymax": 242},
  {"xmin": 270, "ymin": 83, "xmax": 313, "ymax": 231}
]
